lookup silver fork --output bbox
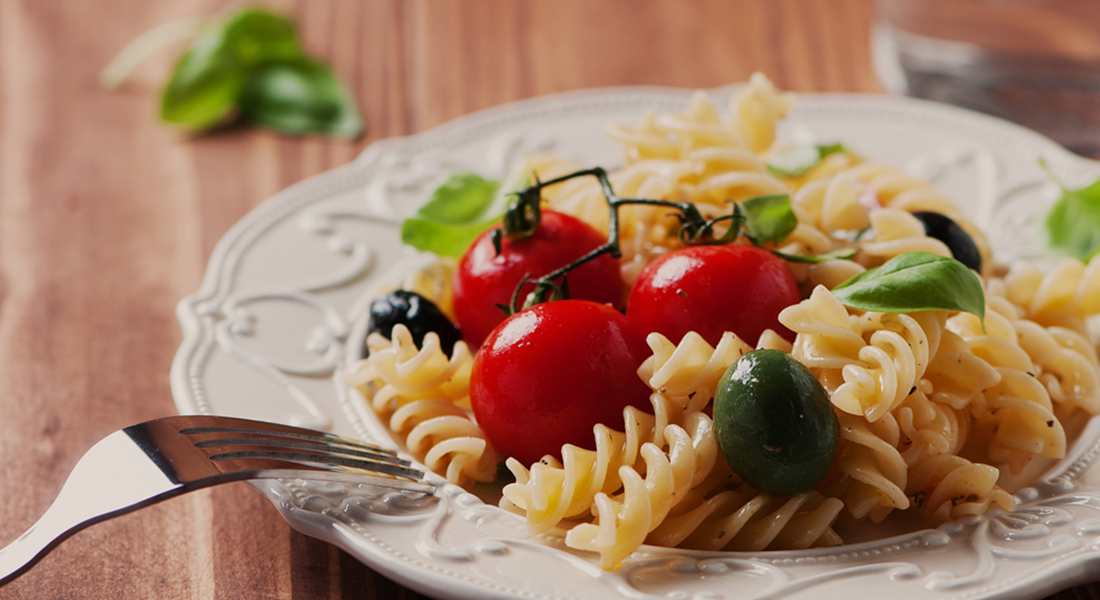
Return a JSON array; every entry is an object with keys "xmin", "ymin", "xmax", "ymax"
[{"xmin": 0, "ymin": 414, "xmax": 433, "ymax": 586}]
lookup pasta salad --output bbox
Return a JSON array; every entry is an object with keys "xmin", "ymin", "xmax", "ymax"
[{"xmin": 346, "ymin": 74, "xmax": 1100, "ymax": 570}]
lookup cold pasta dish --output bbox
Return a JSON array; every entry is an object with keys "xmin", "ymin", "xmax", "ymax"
[{"xmin": 345, "ymin": 74, "xmax": 1100, "ymax": 570}]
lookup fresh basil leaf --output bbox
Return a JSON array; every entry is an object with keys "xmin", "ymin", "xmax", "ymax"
[
  {"xmin": 222, "ymin": 8, "xmax": 302, "ymax": 67},
  {"xmin": 400, "ymin": 168, "xmax": 538, "ymax": 257},
  {"xmin": 160, "ymin": 26, "xmax": 245, "ymax": 129},
  {"xmin": 1043, "ymin": 161, "xmax": 1100, "ymax": 260},
  {"xmin": 238, "ymin": 58, "xmax": 362, "ymax": 138},
  {"xmin": 416, "ymin": 174, "xmax": 502, "ymax": 225},
  {"xmin": 741, "ymin": 194, "xmax": 796, "ymax": 244},
  {"xmin": 831, "ymin": 251, "xmax": 985, "ymax": 320},
  {"xmin": 773, "ymin": 247, "xmax": 858, "ymax": 264},
  {"xmin": 767, "ymin": 143, "xmax": 848, "ymax": 178},
  {"xmin": 401, "ymin": 218, "xmax": 496, "ymax": 258},
  {"xmin": 768, "ymin": 146, "xmax": 821, "ymax": 178},
  {"xmin": 401, "ymin": 173, "xmax": 509, "ymax": 257}
]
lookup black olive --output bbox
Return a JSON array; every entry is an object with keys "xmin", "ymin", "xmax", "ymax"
[
  {"xmin": 912, "ymin": 211, "xmax": 982, "ymax": 272},
  {"xmin": 366, "ymin": 290, "xmax": 462, "ymax": 356}
]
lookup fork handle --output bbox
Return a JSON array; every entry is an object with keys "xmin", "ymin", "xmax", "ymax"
[
  {"xmin": 0, "ymin": 432, "xmax": 186, "ymax": 586},
  {"xmin": 0, "ymin": 431, "xmax": 435, "ymax": 586}
]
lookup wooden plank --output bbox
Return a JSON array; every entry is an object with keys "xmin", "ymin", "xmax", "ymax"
[
  {"xmin": 0, "ymin": 0, "xmax": 212, "ymax": 596},
  {"xmin": 0, "ymin": 0, "xmax": 406, "ymax": 598},
  {"xmin": 403, "ymin": 0, "xmax": 881, "ymax": 132}
]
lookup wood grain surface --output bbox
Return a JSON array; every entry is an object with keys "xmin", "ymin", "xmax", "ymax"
[{"xmin": 0, "ymin": 1, "xmax": 1094, "ymax": 599}]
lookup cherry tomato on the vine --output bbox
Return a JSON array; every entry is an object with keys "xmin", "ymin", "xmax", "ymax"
[
  {"xmin": 470, "ymin": 300, "xmax": 652, "ymax": 466},
  {"xmin": 627, "ymin": 244, "xmax": 800, "ymax": 347},
  {"xmin": 453, "ymin": 210, "xmax": 623, "ymax": 348}
]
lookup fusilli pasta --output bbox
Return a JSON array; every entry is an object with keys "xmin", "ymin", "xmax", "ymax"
[
  {"xmin": 947, "ymin": 308, "xmax": 1067, "ymax": 474},
  {"xmin": 346, "ymin": 325, "xmax": 497, "ymax": 486}
]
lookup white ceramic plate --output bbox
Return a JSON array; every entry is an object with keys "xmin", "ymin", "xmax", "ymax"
[{"xmin": 172, "ymin": 84, "xmax": 1100, "ymax": 600}]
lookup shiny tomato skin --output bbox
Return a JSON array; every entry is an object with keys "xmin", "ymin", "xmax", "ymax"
[
  {"xmin": 453, "ymin": 210, "xmax": 623, "ymax": 349},
  {"xmin": 470, "ymin": 300, "xmax": 652, "ymax": 466},
  {"xmin": 627, "ymin": 244, "xmax": 800, "ymax": 347}
]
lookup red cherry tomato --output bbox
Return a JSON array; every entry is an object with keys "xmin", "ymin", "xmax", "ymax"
[
  {"xmin": 453, "ymin": 210, "xmax": 623, "ymax": 348},
  {"xmin": 470, "ymin": 300, "xmax": 652, "ymax": 466},
  {"xmin": 627, "ymin": 244, "xmax": 800, "ymax": 346}
]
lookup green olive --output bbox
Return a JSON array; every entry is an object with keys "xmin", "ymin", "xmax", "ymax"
[{"xmin": 713, "ymin": 349, "xmax": 839, "ymax": 496}]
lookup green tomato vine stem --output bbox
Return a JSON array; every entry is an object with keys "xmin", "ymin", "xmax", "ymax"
[{"xmin": 492, "ymin": 167, "xmax": 751, "ymax": 313}]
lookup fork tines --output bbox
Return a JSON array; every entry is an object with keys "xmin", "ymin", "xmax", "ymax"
[{"xmin": 179, "ymin": 424, "xmax": 427, "ymax": 483}]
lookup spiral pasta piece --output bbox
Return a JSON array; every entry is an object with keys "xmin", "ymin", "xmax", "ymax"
[
  {"xmin": 654, "ymin": 92, "xmax": 743, "ymax": 154},
  {"xmin": 804, "ymin": 259, "xmax": 867, "ymax": 291},
  {"xmin": 605, "ymin": 111, "xmax": 681, "ymax": 162},
  {"xmin": 756, "ymin": 328, "xmax": 794, "ymax": 352},
  {"xmin": 501, "ymin": 392, "xmax": 709, "ymax": 534},
  {"xmin": 1013, "ymin": 320, "xmax": 1100, "ymax": 415},
  {"xmin": 782, "ymin": 286, "xmax": 946, "ymax": 422},
  {"xmin": 947, "ymin": 305, "xmax": 1034, "ymax": 374},
  {"xmin": 921, "ymin": 330, "xmax": 1001, "ymax": 412},
  {"xmin": 691, "ymin": 146, "xmax": 769, "ymax": 176},
  {"xmin": 637, "ymin": 331, "xmax": 753, "ymax": 405},
  {"xmin": 947, "ymin": 310, "xmax": 1067, "ymax": 474},
  {"xmin": 781, "ymin": 285, "xmax": 866, "ymax": 393},
  {"xmin": 790, "ymin": 179, "xmax": 829, "ymax": 226},
  {"xmin": 820, "ymin": 174, "xmax": 872, "ymax": 233},
  {"xmin": 648, "ymin": 468, "xmax": 843, "ymax": 553},
  {"xmin": 979, "ymin": 368, "xmax": 1066, "ymax": 473},
  {"xmin": 830, "ymin": 310, "xmax": 945, "ymax": 422},
  {"xmin": 893, "ymin": 388, "xmax": 967, "ymax": 467},
  {"xmin": 907, "ymin": 454, "xmax": 1015, "ymax": 521},
  {"xmin": 503, "ymin": 428, "xmax": 626, "ymax": 532},
  {"xmin": 392, "ymin": 400, "xmax": 497, "ymax": 486},
  {"xmin": 732, "ymin": 72, "xmax": 795, "ymax": 153},
  {"xmin": 1003, "ymin": 256, "xmax": 1100, "ymax": 335},
  {"xmin": 563, "ymin": 420, "xmax": 718, "ymax": 569},
  {"xmin": 833, "ymin": 411, "xmax": 909, "ymax": 521},
  {"xmin": 346, "ymin": 325, "xmax": 496, "ymax": 486}
]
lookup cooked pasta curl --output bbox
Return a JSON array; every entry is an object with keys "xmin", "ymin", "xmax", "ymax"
[{"xmin": 346, "ymin": 325, "xmax": 496, "ymax": 486}]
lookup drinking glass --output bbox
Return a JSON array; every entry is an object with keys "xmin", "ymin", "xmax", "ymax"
[{"xmin": 874, "ymin": 0, "xmax": 1100, "ymax": 154}]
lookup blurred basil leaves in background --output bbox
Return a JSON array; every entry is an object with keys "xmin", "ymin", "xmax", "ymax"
[
  {"xmin": 238, "ymin": 58, "xmax": 362, "ymax": 138},
  {"xmin": 106, "ymin": 8, "xmax": 362, "ymax": 139}
]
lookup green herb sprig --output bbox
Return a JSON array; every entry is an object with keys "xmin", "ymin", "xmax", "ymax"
[
  {"xmin": 1041, "ymin": 158, "xmax": 1100, "ymax": 261},
  {"xmin": 102, "ymin": 8, "xmax": 362, "ymax": 138}
]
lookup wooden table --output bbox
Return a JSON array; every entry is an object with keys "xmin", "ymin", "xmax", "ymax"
[{"xmin": 0, "ymin": 1, "xmax": 1094, "ymax": 598}]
